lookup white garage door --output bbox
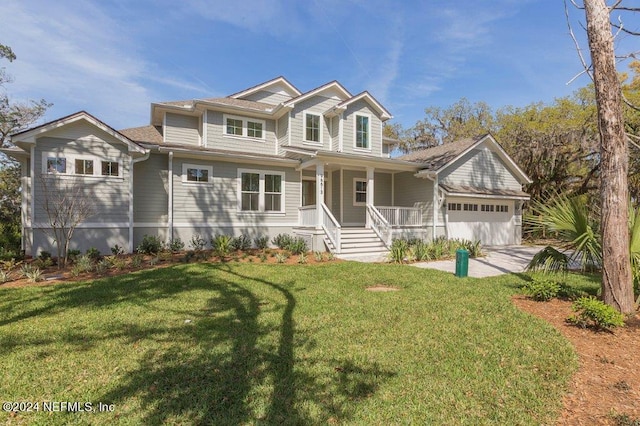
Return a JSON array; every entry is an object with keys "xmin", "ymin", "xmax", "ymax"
[{"xmin": 446, "ymin": 198, "xmax": 516, "ymax": 246}]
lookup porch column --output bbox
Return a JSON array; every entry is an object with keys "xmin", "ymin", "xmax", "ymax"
[
  {"xmin": 316, "ymin": 163, "xmax": 324, "ymax": 229},
  {"xmin": 366, "ymin": 167, "xmax": 374, "ymax": 227}
]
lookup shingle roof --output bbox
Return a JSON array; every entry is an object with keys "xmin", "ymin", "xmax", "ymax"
[
  {"xmin": 397, "ymin": 137, "xmax": 480, "ymax": 170},
  {"xmin": 119, "ymin": 125, "xmax": 163, "ymax": 144},
  {"xmin": 439, "ymin": 183, "xmax": 529, "ymax": 199}
]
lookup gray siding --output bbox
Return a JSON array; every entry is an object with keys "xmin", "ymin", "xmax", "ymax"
[
  {"xmin": 277, "ymin": 114, "xmax": 288, "ymax": 155},
  {"xmin": 171, "ymin": 157, "xmax": 300, "ymax": 226},
  {"xmin": 331, "ymin": 170, "xmax": 340, "ymax": 218},
  {"xmin": 393, "ymin": 171, "xmax": 438, "ymax": 225},
  {"xmin": 289, "ymin": 92, "xmax": 342, "ymax": 151},
  {"xmin": 374, "ymin": 172, "xmax": 392, "ymax": 206},
  {"xmin": 341, "ymin": 100, "xmax": 383, "ymax": 157},
  {"xmin": 133, "ymin": 153, "xmax": 168, "ymax": 223},
  {"xmin": 205, "ymin": 110, "xmax": 277, "ymax": 156},
  {"xmin": 33, "ymin": 136, "xmax": 131, "ymax": 225},
  {"xmin": 341, "ymin": 170, "xmax": 366, "ymax": 225},
  {"xmin": 165, "ymin": 113, "xmax": 200, "ymax": 146},
  {"xmin": 439, "ymin": 144, "xmax": 522, "ymax": 190}
]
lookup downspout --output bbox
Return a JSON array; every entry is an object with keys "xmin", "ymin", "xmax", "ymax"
[
  {"xmin": 129, "ymin": 150, "xmax": 151, "ymax": 253},
  {"xmin": 29, "ymin": 146, "xmax": 35, "ymax": 254},
  {"xmin": 432, "ymin": 173, "xmax": 438, "ymax": 240},
  {"xmin": 168, "ymin": 151, "xmax": 174, "ymax": 242}
]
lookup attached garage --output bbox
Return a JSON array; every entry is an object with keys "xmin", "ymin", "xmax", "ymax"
[{"xmin": 445, "ymin": 197, "xmax": 518, "ymax": 246}]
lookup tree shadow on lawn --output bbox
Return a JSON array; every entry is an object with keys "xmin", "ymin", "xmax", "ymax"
[{"xmin": 2, "ymin": 263, "xmax": 396, "ymax": 424}]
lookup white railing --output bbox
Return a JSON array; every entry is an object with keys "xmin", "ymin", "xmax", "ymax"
[
  {"xmin": 298, "ymin": 205, "xmax": 316, "ymax": 227},
  {"xmin": 375, "ymin": 206, "xmax": 423, "ymax": 227},
  {"xmin": 321, "ymin": 203, "xmax": 341, "ymax": 253},
  {"xmin": 367, "ymin": 205, "xmax": 392, "ymax": 247}
]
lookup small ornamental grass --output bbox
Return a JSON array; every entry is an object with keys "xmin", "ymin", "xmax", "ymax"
[{"xmin": 567, "ymin": 296, "xmax": 625, "ymax": 331}]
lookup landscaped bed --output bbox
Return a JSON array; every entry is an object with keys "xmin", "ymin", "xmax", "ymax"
[{"xmin": 0, "ymin": 262, "xmax": 582, "ymax": 424}]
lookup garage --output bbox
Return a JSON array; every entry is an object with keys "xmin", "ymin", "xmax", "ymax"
[{"xmin": 445, "ymin": 197, "xmax": 518, "ymax": 246}]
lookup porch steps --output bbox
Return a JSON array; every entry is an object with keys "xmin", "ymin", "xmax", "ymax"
[{"xmin": 330, "ymin": 228, "xmax": 389, "ymax": 258}]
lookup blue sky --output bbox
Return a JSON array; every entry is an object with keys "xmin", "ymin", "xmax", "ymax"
[{"xmin": 0, "ymin": 0, "xmax": 635, "ymax": 132}]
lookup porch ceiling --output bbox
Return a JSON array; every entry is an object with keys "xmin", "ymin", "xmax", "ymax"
[{"xmin": 284, "ymin": 147, "xmax": 420, "ymax": 173}]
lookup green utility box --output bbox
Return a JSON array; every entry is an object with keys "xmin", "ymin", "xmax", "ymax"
[{"xmin": 455, "ymin": 249, "xmax": 469, "ymax": 278}]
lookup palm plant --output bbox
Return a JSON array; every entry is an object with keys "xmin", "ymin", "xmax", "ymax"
[{"xmin": 526, "ymin": 194, "xmax": 602, "ymax": 273}]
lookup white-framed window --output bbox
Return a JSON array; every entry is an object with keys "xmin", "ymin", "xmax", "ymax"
[
  {"xmin": 223, "ymin": 114, "xmax": 266, "ymax": 140},
  {"xmin": 237, "ymin": 169, "xmax": 285, "ymax": 213},
  {"xmin": 182, "ymin": 163, "xmax": 213, "ymax": 184},
  {"xmin": 46, "ymin": 156, "xmax": 67, "ymax": 174},
  {"xmin": 101, "ymin": 161, "xmax": 120, "ymax": 177},
  {"xmin": 304, "ymin": 111, "xmax": 321, "ymax": 144},
  {"xmin": 75, "ymin": 159, "xmax": 94, "ymax": 175},
  {"xmin": 354, "ymin": 114, "xmax": 371, "ymax": 150},
  {"xmin": 353, "ymin": 179, "xmax": 367, "ymax": 206}
]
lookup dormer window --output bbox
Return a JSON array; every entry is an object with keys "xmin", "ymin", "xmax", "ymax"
[
  {"xmin": 304, "ymin": 112, "xmax": 321, "ymax": 144},
  {"xmin": 223, "ymin": 114, "xmax": 266, "ymax": 140},
  {"xmin": 355, "ymin": 114, "xmax": 370, "ymax": 149}
]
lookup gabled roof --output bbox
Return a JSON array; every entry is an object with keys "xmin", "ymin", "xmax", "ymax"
[
  {"xmin": 283, "ymin": 80, "xmax": 352, "ymax": 107},
  {"xmin": 439, "ymin": 183, "xmax": 530, "ymax": 200},
  {"xmin": 230, "ymin": 76, "xmax": 301, "ymax": 100},
  {"xmin": 119, "ymin": 125, "xmax": 163, "ymax": 144},
  {"xmin": 10, "ymin": 111, "xmax": 147, "ymax": 155},
  {"xmin": 400, "ymin": 134, "xmax": 532, "ymax": 184},
  {"xmin": 333, "ymin": 91, "xmax": 392, "ymax": 121}
]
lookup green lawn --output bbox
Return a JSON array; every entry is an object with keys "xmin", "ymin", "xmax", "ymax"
[{"xmin": 0, "ymin": 262, "xmax": 594, "ymax": 425}]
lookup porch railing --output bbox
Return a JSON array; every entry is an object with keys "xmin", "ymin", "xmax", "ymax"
[
  {"xmin": 299, "ymin": 205, "xmax": 316, "ymax": 227},
  {"xmin": 367, "ymin": 205, "xmax": 392, "ymax": 247},
  {"xmin": 375, "ymin": 206, "xmax": 423, "ymax": 227},
  {"xmin": 321, "ymin": 203, "xmax": 341, "ymax": 253}
]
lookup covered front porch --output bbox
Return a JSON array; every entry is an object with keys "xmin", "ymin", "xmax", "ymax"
[{"xmin": 290, "ymin": 151, "xmax": 433, "ymax": 254}]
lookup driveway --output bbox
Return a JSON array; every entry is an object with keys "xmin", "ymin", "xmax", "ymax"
[{"xmin": 411, "ymin": 245, "xmax": 542, "ymax": 278}]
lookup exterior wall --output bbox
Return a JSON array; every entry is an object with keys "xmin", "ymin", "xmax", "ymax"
[
  {"xmin": 133, "ymin": 153, "xmax": 168, "ymax": 224},
  {"xmin": 393, "ymin": 171, "xmax": 437, "ymax": 225},
  {"xmin": 276, "ymin": 114, "xmax": 288, "ymax": 155},
  {"xmin": 340, "ymin": 100, "xmax": 383, "ymax": 157},
  {"xmin": 341, "ymin": 169, "xmax": 366, "ymax": 226},
  {"xmin": 240, "ymin": 89, "xmax": 293, "ymax": 105},
  {"xmin": 439, "ymin": 143, "xmax": 522, "ymax": 190},
  {"xmin": 331, "ymin": 170, "xmax": 340, "ymax": 219},
  {"xmin": 205, "ymin": 110, "xmax": 277, "ymax": 156},
  {"xmin": 165, "ymin": 113, "xmax": 200, "ymax": 146},
  {"xmin": 32, "ymin": 227, "xmax": 128, "ymax": 257},
  {"xmin": 374, "ymin": 172, "xmax": 392, "ymax": 206},
  {"xmin": 288, "ymin": 91, "xmax": 343, "ymax": 151}
]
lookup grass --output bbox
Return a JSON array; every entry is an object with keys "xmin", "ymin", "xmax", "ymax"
[{"xmin": 0, "ymin": 262, "xmax": 592, "ymax": 425}]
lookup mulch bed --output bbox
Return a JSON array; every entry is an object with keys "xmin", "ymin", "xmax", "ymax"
[{"xmin": 512, "ymin": 295, "xmax": 640, "ymax": 425}]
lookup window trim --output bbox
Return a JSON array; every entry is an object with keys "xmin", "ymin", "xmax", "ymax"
[
  {"xmin": 353, "ymin": 178, "xmax": 367, "ymax": 206},
  {"xmin": 42, "ymin": 152, "xmax": 122, "ymax": 179},
  {"xmin": 237, "ymin": 168, "xmax": 286, "ymax": 214},
  {"xmin": 303, "ymin": 111, "xmax": 322, "ymax": 145},
  {"xmin": 74, "ymin": 158, "xmax": 94, "ymax": 175},
  {"xmin": 101, "ymin": 160, "xmax": 120, "ymax": 177},
  {"xmin": 353, "ymin": 113, "xmax": 372, "ymax": 151},
  {"xmin": 222, "ymin": 114, "xmax": 266, "ymax": 141},
  {"xmin": 181, "ymin": 163, "xmax": 213, "ymax": 184}
]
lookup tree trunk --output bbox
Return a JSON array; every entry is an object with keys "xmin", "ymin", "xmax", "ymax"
[{"xmin": 584, "ymin": 0, "xmax": 635, "ymax": 313}]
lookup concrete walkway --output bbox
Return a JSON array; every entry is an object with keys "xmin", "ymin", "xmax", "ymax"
[{"xmin": 411, "ymin": 245, "xmax": 542, "ymax": 278}]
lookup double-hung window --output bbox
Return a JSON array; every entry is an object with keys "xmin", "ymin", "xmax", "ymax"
[
  {"xmin": 239, "ymin": 169, "xmax": 285, "ymax": 213},
  {"xmin": 224, "ymin": 114, "xmax": 266, "ymax": 140},
  {"xmin": 353, "ymin": 179, "xmax": 367, "ymax": 206},
  {"xmin": 304, "ymin": 112, "xmax": 321, "ymax": 143},
  {"xmin": 75, "ymin": 159, "xmax": 94, "ymax": 175},
  {"xmin": 355, "ymin": 114, "xmax": 370, "ymax": 149}
]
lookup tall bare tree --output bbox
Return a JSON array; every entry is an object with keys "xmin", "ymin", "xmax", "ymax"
[
  {"xmin": 578, "ymin": 0, "xmax": 637, "ymax": 313},
  {"xmin": 39, "ymin": 175, "xmax": 96, "ymax": 267}
]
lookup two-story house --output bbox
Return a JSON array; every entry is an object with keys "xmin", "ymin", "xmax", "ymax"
[{"xmin": 2, "ymin": 76, "xmax": 531, "ymax": 257}]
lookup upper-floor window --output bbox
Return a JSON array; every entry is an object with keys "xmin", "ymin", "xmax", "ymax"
[
  {"xmin": 304, "ymin": 112, "xmax": 321, "ymax": 144},
  {"xmin": 47, "ymin": 157, "xmax": 67, "ymax": 174},
  {"xmin": 101, "ymin": 161, "xmax": 119, "ymax": 177},
  {"xmin": 182, "ymin": 163, "xmax": 212, "ymax": 184},
  {"xmin": 355, "ymin": 114, "xmax": 370, "ymax": 149},
  {"xmin": 75, "ymin": 159, "xmax": 94, "ymax": 175},
  {"xmin": 223, "ymin": 114, "xmax": 266, "ymax": 140},
  {"xmin": 238, "ymin": 169, "xmax": 285, "ymax": 213}
]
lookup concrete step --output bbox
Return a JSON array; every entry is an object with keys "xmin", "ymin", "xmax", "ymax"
[
  {"xmin": 340, "ymin": 246, "xmax": 389, "ymax": 254},
  {"xmin": 342, "ymin": 241, "xmax": 387, "ymax": 249}
]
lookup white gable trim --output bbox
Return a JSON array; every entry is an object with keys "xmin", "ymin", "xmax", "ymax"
[
  {"xmin": 283, "ymin": 81, "xmax": 351, "ymax": 108},
  {"xmin": 336, "ymin": 91, "xmax": 392, "ymax": 121},
  {"xmin": 435, "ymin": 134, "xmax": 532, "ymax": 184},
  {"xmin": 230, "ymin": 76, "xmax": 301, "ymax": 99}
]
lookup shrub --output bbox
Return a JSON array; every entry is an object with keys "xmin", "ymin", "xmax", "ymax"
[
  {"xmin": 20, "ymin": 263, "xmax": 35, "ymax": 278},
  {"xmin": 25, "ymin": 267, "xmax": 43, "ymax": 283},
  {"xmin": 259, "ymin": 253, "xmax": 267, "ymax": 263},
  {"xmin": 557, "ymin": 283, "xmax": 589, "ymax": 300},
  {"xmin": 0, "ymin": 247, "xmax": 21, "ymax": 262},
  {"xmin": 190, "ymin": 234, "xmax": 207, "ymax": 251},
  {"xmin": 95, "ymin": 259, "xmax": 110, "ymax": 275},
  {"xmin": 231, "ymin": 234, "xmax": 252, "ymax": 251},
  {"xmin": 85, "ymin": 247, "xmax": 101, "ymax": 261},
  {"xmin": 314, "ymin": 251, "xmax": 325, "ymax": 262},
  {"xmin": 131, "ymin": 254, "xmax": 143, "ymax": 268},
  {"xmin": 75, "ymin": 255, "xmax": 94, "ymax": 273},
  {"xmin": 137, "ymin": 235, "xmax": 163, "ymax": 255},
  {"xmin": 275, "ymin": 253, "xmax": 288, "ymax": 263},
  {"xmin": 522, "ymin": 277, "xmax": 561, "ymax": 301},
  {"xmin": 67, "ymin": 249, "xmax": 81, "ymax": 263},
  {"xmin": 112, "ymin": 257, "xmax": 127, "ymax": 271},
  {"xmin": 110, "ymin": 244, "xmax": 125, "ymax": 256},
  {"xmin": 38, "ymin": 251, "xmax": 52, "ymax": 261},
  {"xmin": 287, "ymin": 237, "xmax": 308, "ymax": 255},
  {"xmin": 327, "ymin": 252, "xmax": 336, "ymax": 261},
  {"xmin": 412, "ymin": 240, "xmax": 430, "ymax": 261},
  {"xmin": 212, "ymin": 235, "xmax": 233, "ymax": 257},
  {"xmin": 388, "ymin": 239, "xmax": 409, "ymax": 263},
  {"xmin": 298, "ymin": 252, "xmax": 308, "ymax": 264},
  {"xmin": 254, "ymin": 235, "xmax": 269, "ymax": 250},
  {"xmin": 167, "ymin": 237, "xmax": 185, "ymax": 253},
  {"xmin": 272, "ymin": 233, "xmax": 294, "ymax": 250},
  {"xmin": 455, "ymin": 239, "xmax": 482, "ymax": 258},
  {"xmin": 0, "ymin": 258, "xmax": 20, "ymax": 272},
  {"xmin": 0, "ymin": 270, "xmax": 11, "ymax": 283},
  {"xmin": 568, "ymin": 297, "xmax": 625, "ymax": 330}
]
